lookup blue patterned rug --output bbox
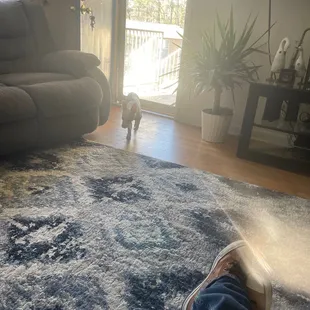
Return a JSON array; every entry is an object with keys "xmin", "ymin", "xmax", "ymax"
[{"xmin": 0, "ymin": 141, "xmax": 309, "ymax": 309}]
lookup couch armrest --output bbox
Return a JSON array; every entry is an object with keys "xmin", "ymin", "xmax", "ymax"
[
  {"xmin": 86, "ymin": 67, "xmax": 111, "ymax": 125},
  {"xmin": 40, "ymin": 50, "xmax": 101, "ymax": 77}
]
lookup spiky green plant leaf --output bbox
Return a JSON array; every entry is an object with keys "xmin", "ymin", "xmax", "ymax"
[{"xmin": 170, "ymin": 8, "xmax": 274, "ymax": 114}]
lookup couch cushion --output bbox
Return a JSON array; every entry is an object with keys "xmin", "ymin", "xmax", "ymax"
[
  {"xmin": 21, "ymin": 0, "xmax": 56, "ymax": 55},
  {"xmin": 0, "ymin": 72, "xmax": 74, "ymax": 86},
  {"xmin": 0, "ymin": 36, "xmax": 35, "ymax": 61},
  {"xmin": 0, "ymin": 86, "xmax": 36, "ymax": 124},
  {"xmin": 20, "ymin": 77, "xmax": 103, "ymax": 118},
  {"xmin": 0, "ymin": 1, "xmax": 56, "ymax": 74},
  {"xmin": 0, "ymin": 57, "xmax": 40, "ymax": 75},
  {"xmin": 0, "ymin": 1, "xmax": 29, "ymax": 38},
  {"xmin": 0, "ymin": 119, "xmax": 38, "ymax": 155},
  {"xmin": 0, "ymin": 0, "xmax": 38, "ymax": 74}
]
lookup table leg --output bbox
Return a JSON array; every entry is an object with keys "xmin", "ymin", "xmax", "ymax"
[{"xmin": 237, "ymin": 85, "xmax": 260, "ymax": 159}]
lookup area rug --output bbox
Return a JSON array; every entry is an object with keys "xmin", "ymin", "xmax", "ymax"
[{"xmin": 0, "ymin": 141, "xmax": 309, "ymax": 310}]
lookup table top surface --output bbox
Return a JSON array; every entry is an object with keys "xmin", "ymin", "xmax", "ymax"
[{"xmin": 251, "ymin": 82, "xmax": 310, "ymax": 94}]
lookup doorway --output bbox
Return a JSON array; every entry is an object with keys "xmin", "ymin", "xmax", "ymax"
[
  {"xmin": 122, "ymin": 0, "xmax": 187, "ymax": 115},
  {"xmin": 80, "ymin": 0, "xmax": 187, "ymax": 115}
]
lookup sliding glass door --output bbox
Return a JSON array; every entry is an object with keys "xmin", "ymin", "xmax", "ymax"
[
  {"xmin": 80, "ymin": 0, "xmax": 188, "ymax": 115},
  {"xmin": 122, "ymin": 0, "xmax": 187, "ymax": 115}
]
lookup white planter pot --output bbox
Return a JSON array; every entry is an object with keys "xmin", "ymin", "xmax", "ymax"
[{"xmin": 201, "ymin": 109, "xmax": 233, "ymax": 143}]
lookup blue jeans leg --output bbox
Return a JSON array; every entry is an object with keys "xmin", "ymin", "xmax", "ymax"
[{"xmin": 192, "ymin": 275, "xmax": 251, "ymax": 310}]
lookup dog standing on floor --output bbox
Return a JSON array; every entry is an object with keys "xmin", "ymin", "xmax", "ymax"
[{"xmin": 121, "ymin": 92, "xmax": 142, "ymax": 140}]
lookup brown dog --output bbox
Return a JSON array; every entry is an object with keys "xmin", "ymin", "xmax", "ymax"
[{"xmin": 121, "ymin": 92, "xmax": 142, "ymax": 140}]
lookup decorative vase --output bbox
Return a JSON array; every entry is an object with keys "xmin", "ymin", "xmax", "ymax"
[
  {"xmin": 271, "ymin": 38, "xmax": 290, "ymax": 74},
  {"xmin": 295, "ymin": 47, "xmax": 307, "ymax": 78},
  {"xmin": 201, "ymin": 108, "xmax": 233, "ymax": 143}
]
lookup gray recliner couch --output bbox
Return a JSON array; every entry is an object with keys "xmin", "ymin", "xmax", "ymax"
[{"xmin": 0, "ymin": 0, "xmax": 111, "ymax": 155}]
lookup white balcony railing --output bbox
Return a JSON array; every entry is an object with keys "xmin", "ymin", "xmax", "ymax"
[
  {"xmin": 124, "ymin": 28, "xmax": 181, "ymax": 97},
  {"xmin": 81, "ymin": 21, "xmax": 182, "ymax": 100}
]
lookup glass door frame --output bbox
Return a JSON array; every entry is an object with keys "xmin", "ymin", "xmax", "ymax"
[{"xmin": 111, "ymin": 0, "xmax": 176, "ymax": 117}]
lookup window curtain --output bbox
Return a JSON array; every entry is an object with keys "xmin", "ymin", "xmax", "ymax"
[{"xmin": 80, "ymin": 0, "xmax": 113, "ymax": 80}]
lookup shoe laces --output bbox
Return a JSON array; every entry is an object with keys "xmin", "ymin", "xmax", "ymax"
[{"xmin": 224, "ymin": 260, "xmax": 247, "ymax": 284}]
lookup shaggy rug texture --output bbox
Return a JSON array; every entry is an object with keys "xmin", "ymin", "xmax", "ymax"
[{"xmin": 0, "ymin": 141, "xmax": 309, "ymax": 310}]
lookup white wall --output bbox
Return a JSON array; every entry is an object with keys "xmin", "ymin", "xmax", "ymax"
[{"xmin": 175, "ymin": 0, "xmax": 310, "ymax": 137}]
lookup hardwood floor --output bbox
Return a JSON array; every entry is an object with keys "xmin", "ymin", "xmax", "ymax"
[{"xmin": 86, "ymin": 106, "xmax": 310, "ymax": 199}]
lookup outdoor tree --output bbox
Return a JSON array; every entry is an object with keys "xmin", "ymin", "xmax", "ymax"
[{"xmin": 127, "ymin": 0, "xmax": 187, "ymax": 26}]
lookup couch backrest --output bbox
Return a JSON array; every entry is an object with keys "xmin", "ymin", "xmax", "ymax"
[{"xmin": 0, "ymin": 0, "xmax": 55, "ymax": 74}]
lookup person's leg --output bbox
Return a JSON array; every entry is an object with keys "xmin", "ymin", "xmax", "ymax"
[
  {"xmin": 182, "ymin": 241, "xmax": 272, "ymax": 310},
  {"xmin": 193, "ymin": 275, "xmax": 251, "ymax": 310}
]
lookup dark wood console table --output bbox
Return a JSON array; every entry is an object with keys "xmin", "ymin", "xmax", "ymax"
[{"xmin": 237, "ymin": 82, "xmax": 310, "ymax": 174}]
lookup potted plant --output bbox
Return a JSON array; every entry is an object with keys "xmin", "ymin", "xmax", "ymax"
[{"xmin": 180, "ymin": 9, "xmax": 272, "ymax": 143}]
